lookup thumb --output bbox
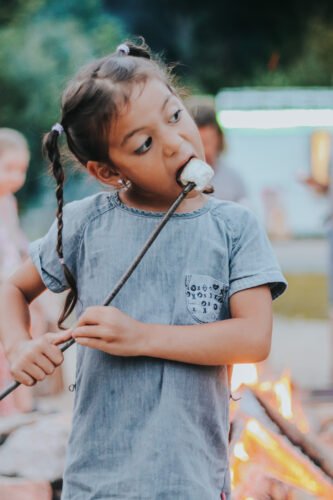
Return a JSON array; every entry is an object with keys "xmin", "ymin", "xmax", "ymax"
[{"xmin": 51, "ymin": 329, "xmax": 74, "ymax": 346}]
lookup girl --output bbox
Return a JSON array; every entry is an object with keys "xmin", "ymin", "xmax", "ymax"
[{"xmin": 0, "ymin": 41, "xmax": 286, "ymax": 499}]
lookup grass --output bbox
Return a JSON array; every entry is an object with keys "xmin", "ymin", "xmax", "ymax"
[{"xmin": 273, "ymin": 273, "xmax": 329, "ymax": 320}]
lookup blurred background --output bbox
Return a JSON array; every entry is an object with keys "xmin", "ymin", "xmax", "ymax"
[{"xmin": 1, "ymin": 1, "xmax": 333, "ymax": 498}]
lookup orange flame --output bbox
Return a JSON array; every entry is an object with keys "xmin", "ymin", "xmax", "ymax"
[
  {"xmin": 243, "ymin": 419, "xmax": 333, "ymax": 497},
  {"xmin": 231, "ymin": 364, "xmax": 258, "ymax": 392},
  {"xmin": 273, "ymin": 373, "xmax": 293, "ymax": 420},
  {"xmin": 233, "ymin": 441, "xmax": 249, "ymax": 462}
]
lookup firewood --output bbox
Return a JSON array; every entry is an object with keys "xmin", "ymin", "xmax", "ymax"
[{"xmin": 251, "ymin": 388, "xmax": 333, "ymax": 481}]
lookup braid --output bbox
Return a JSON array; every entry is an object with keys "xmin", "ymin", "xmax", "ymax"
[{"xmin": 43, "ymin": 128, "xmax": 78, "ymax": 329}]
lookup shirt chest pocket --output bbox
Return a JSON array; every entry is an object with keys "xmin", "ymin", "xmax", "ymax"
[{"xmin": 185, "ymin": 274, "xmax": 229, "ymax": 323}]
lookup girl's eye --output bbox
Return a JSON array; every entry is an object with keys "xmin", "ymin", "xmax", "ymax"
[
  {"xmin": 135, "ymin": 137, "xmax": 152, "ymax": 155},
  {"xmin": 170, "ymin": 109, "xmax": 182, "ymax": 123}
]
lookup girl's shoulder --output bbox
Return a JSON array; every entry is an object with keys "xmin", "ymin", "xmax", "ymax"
[
  {"xmin": 63, "ymin": 190, "xmax": 113, "ymax": 216},
  {"xmin": 62, "ymin": 191, "xmax": 116, "ymax": 228},
  {"xmin": 209, "ymin": 197, "xmax": 259, "ymax": 235},
  {"xmin": 54, "ymin": 191, "xmax": 118, "ymax": 246}
]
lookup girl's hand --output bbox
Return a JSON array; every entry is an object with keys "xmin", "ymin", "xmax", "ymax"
[
  {"xmin": 7, "ymin": 330, "xmax": 72, "ymax": 386},
  {"xmin": 72, "ymin": 306, "xmax": 144, "ymax": 357}
]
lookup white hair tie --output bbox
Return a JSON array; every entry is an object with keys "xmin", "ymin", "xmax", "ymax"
[
  {"xmin": 52, "ymin": 123, "xmax": 64, "ymax": 135},
  {"xmin": 116, "ymin": 43, "xmax": 130, "ymax": 56}
]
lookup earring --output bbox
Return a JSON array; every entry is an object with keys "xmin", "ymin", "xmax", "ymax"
[{"xmin": 117, "ymin": 178, "xmax": 127, "ymax": 188}]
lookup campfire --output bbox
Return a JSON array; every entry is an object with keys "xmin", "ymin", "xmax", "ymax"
[{"xmin": 229, "ymin": 365, "xmax": 333, "ymax": 499}]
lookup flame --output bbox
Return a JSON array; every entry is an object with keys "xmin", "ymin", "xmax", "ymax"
[
  {"xmin": 231, "ymin": 364, "xmax": 258, "ymax": 392},
  {"xmin": 233, "ymin": 442, "xmax": 249, "ymax": 462},
  {"xmin": 273, "ymin": 374, "xmax": 293, "ymax": 419},
  {"xmin": 272, "ymin": 372, "xmax": 309, "ymax": 432},
  {"xmin": 243, "ymin": 419, "xmax": 333, "ymax": 497},
  {"xmin": 230, "ymin": 468, "xmax": 234, "ymax": 489},
  {"xmin": 258, "ymin": 380, "xmax": 273, "ymax": 391}
]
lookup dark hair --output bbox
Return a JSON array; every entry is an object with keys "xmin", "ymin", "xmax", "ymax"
[
  {"xmin": 43, "ymin": 39, "xmax": 178, "ymax": 328},
  {"xmin": 188, "ymin": 104, "xmax": 224, "ymax": 153}
]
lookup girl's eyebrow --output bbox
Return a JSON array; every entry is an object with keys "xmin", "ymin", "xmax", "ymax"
[{"xmin": 121, "ymin": 94, "xmax": 173, "ymax": 146}]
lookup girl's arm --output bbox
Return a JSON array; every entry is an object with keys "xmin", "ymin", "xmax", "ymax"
[
  {"xmin": 73, "ymin": 285, "xmax": 272, "ymax": 365},
  {"xmin": 145, "ymin": 285, "xmax": 272, "ymax": 365},
  {"xmin": 0, "ymin": 258, "xmax": 72, "ymax": 385}
]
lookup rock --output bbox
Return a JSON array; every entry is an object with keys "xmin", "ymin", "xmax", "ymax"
[{"xmin": 0, "ymin": 413, "xmax": 71, "ymax": 481}]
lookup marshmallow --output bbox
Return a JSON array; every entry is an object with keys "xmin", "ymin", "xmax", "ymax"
[{"xmin": 180, "ymin": 159, "xmax": 214, "ymax": 191}]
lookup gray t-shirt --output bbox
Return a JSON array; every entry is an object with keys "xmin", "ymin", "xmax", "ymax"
[
  {"xmin": 211, "ymin": 157, "xmax": 247, "ymax": 203},
  {"xmin": 30, "ymin": 191, "xmax": 286, "ymax": 500}
]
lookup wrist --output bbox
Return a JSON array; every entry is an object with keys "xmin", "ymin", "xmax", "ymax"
[
  {"xmin": 3, "ymin": 332, "xmax": 31, "ymax": 360},
  {"xmin": 136, "ymin": 320, "xmax": 155, "ymax": 357}
]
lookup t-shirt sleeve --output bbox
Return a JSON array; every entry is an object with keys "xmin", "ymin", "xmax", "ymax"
[
  {"xmin": 29, "ymin": 202, "xmax": 83, "ymax": 294},
  {"xmin": 228, "ymin": 207, "xmax": 287, "ymax": 299}
]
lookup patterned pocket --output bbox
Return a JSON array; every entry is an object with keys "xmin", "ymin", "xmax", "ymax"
[{"xmin": 185, "ymin": 274, "xmax": 229, "ymax": 323}]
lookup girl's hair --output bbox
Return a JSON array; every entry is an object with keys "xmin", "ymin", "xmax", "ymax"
[{"xmin": 43, "ymin": 39, "xmax": 177, "ymax": 328}]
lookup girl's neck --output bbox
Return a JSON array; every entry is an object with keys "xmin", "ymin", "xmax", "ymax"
[{"xmin": 118, "ymin": 186, "xmax": 208, "ymax": 213}]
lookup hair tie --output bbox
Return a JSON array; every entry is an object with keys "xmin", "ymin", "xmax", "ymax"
[
  {"xmin": 116, "ymin": 43, "xmax": 130, "ymax": 56},
  {"xmin": 59, "ymin": 257, "xmax": 65, "ymax": 265},
  {"xmin": 52, "ymin": 123, "xmax": 64, "ymax": 135}
]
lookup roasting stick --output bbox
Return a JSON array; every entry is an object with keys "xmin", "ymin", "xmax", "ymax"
[{"xmin": 0, "ymin": 160, "xmax": 214, "ymax": 401}]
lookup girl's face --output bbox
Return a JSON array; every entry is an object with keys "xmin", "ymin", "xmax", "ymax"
[
  {"xmin": 0, "ymin": 149, "xmax": 29, "ymax": 196},
  {"xmin": 108, "ymin": 78, "xmax": 205, "ymax": 204}
]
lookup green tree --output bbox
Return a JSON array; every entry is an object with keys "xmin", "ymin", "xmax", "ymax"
[
  {"xmin": 0, "ymin": 0, "xmax": 124, "ymax": 207},
  {"xmin": 105, "ymin": 0, "xmax": 333, "ymax": 91},
  {"xmin": 253, "ymin": 18, "xmax": 333, "ymax": 86}
]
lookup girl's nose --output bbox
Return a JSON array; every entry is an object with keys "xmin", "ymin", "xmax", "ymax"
[{"xmin": 163, "ymin": 131, "xmax": 183, "ymax": 157}]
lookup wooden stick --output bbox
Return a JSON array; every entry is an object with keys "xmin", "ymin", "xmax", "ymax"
[{"xmin": 0, "ymin": 182, "xmax": 195, "ymax": 401}]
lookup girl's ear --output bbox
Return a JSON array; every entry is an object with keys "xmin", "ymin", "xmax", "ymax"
[{"xmin": 87, "ymin": 161, "xmax": 125, "ymax": 188}]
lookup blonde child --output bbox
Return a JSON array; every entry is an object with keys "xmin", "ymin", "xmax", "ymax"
[
  {"xmin": 0, "ymin": 41, "xmax": 286, "ymax": 499},
  {"xmin": 0, "ymin": 128, "xmax": 36, "ymax": 415}
]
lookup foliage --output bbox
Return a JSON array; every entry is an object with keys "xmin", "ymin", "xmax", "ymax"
[
  {"xmin": 2, "ymin": 0, "xmax": 333, "ymax": 207},
  {"xmin": 104, "ymin": 0, "xmax": 333, "ymax": 92},
  {"xmin": 0, "ymin": 0, "xmax": 124, "ymax": 207},
  {"xmin": 252, "ymin": 18, "xmax": 333, "ymax": 86}
]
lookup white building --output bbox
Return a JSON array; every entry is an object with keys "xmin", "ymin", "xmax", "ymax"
[{"xmin": 215, "ymin": 87, "xmax": 333, "ymax": 237}]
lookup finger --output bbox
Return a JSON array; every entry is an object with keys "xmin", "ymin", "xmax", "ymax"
[
  {"xmin": 25, "ymin": 363, "xmax": 47, "ymax": 382},
  {"xmin": 75, "ymin": 337, "xmax": 108, "ymax": 351},
  {"xmin": 77, "ymin": 306, "xmax": 108, "ymax": 326},
  {"xmin": 22, "ymin": 371, "xmax": 36, "ymax": 386},
  {"xmin": 72, "ymin": 326, "xmax": 107, "ymax": 339},
  {"xmin": 35, "ymin": 354, "xmax": 56, "ymax": 375},
  {"xmin": 42, "ymin": 343, "xmax": 64, "ymax": 366},
  {"xmin": 49, "ymin": 330, "xmax": 73, "ymax": 346},
  {"xmin": 12, "ymin": 370, "xmax": 35, "ymax": 386}
]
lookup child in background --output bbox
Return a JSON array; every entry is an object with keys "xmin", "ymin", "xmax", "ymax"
[
  {"xmin": 189, "ymin": 103, "xmax": 248, "ymax": 204},
  {"xmin": 0, "ymin": 41, "xmax": 286, "ymax": 499},
  {"xmin": 0, "ymin": 128, "xmax": 35, "ymax": 414},
  {"xmin": 0, "ymin": 128, "xmax": 61, "ymax": 414}
]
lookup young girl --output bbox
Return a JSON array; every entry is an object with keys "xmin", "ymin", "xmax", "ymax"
[{"xmin": 0, "ymin": 41, "xmax": 286, "ymax": 499}]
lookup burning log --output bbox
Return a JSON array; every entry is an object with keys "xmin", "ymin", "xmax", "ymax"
[
  {"xmin": 230, "ymin": 365, "xmax": 333, "ymax": 497},
  {"xmin": 251, "ymin": 388, "xmax": 333, "ymax": 481},
  {"xmin": 245, "ymin": 419, "xmax": 333, "ymax": 497},
  {"xmin": 231, "ymin": 418, "xmax": 333, "ymax": 499}
]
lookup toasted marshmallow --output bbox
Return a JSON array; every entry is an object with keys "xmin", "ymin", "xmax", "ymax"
[{"xmin": 179, "ymin": 159, "xmax": 214, "ymax": 191}]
